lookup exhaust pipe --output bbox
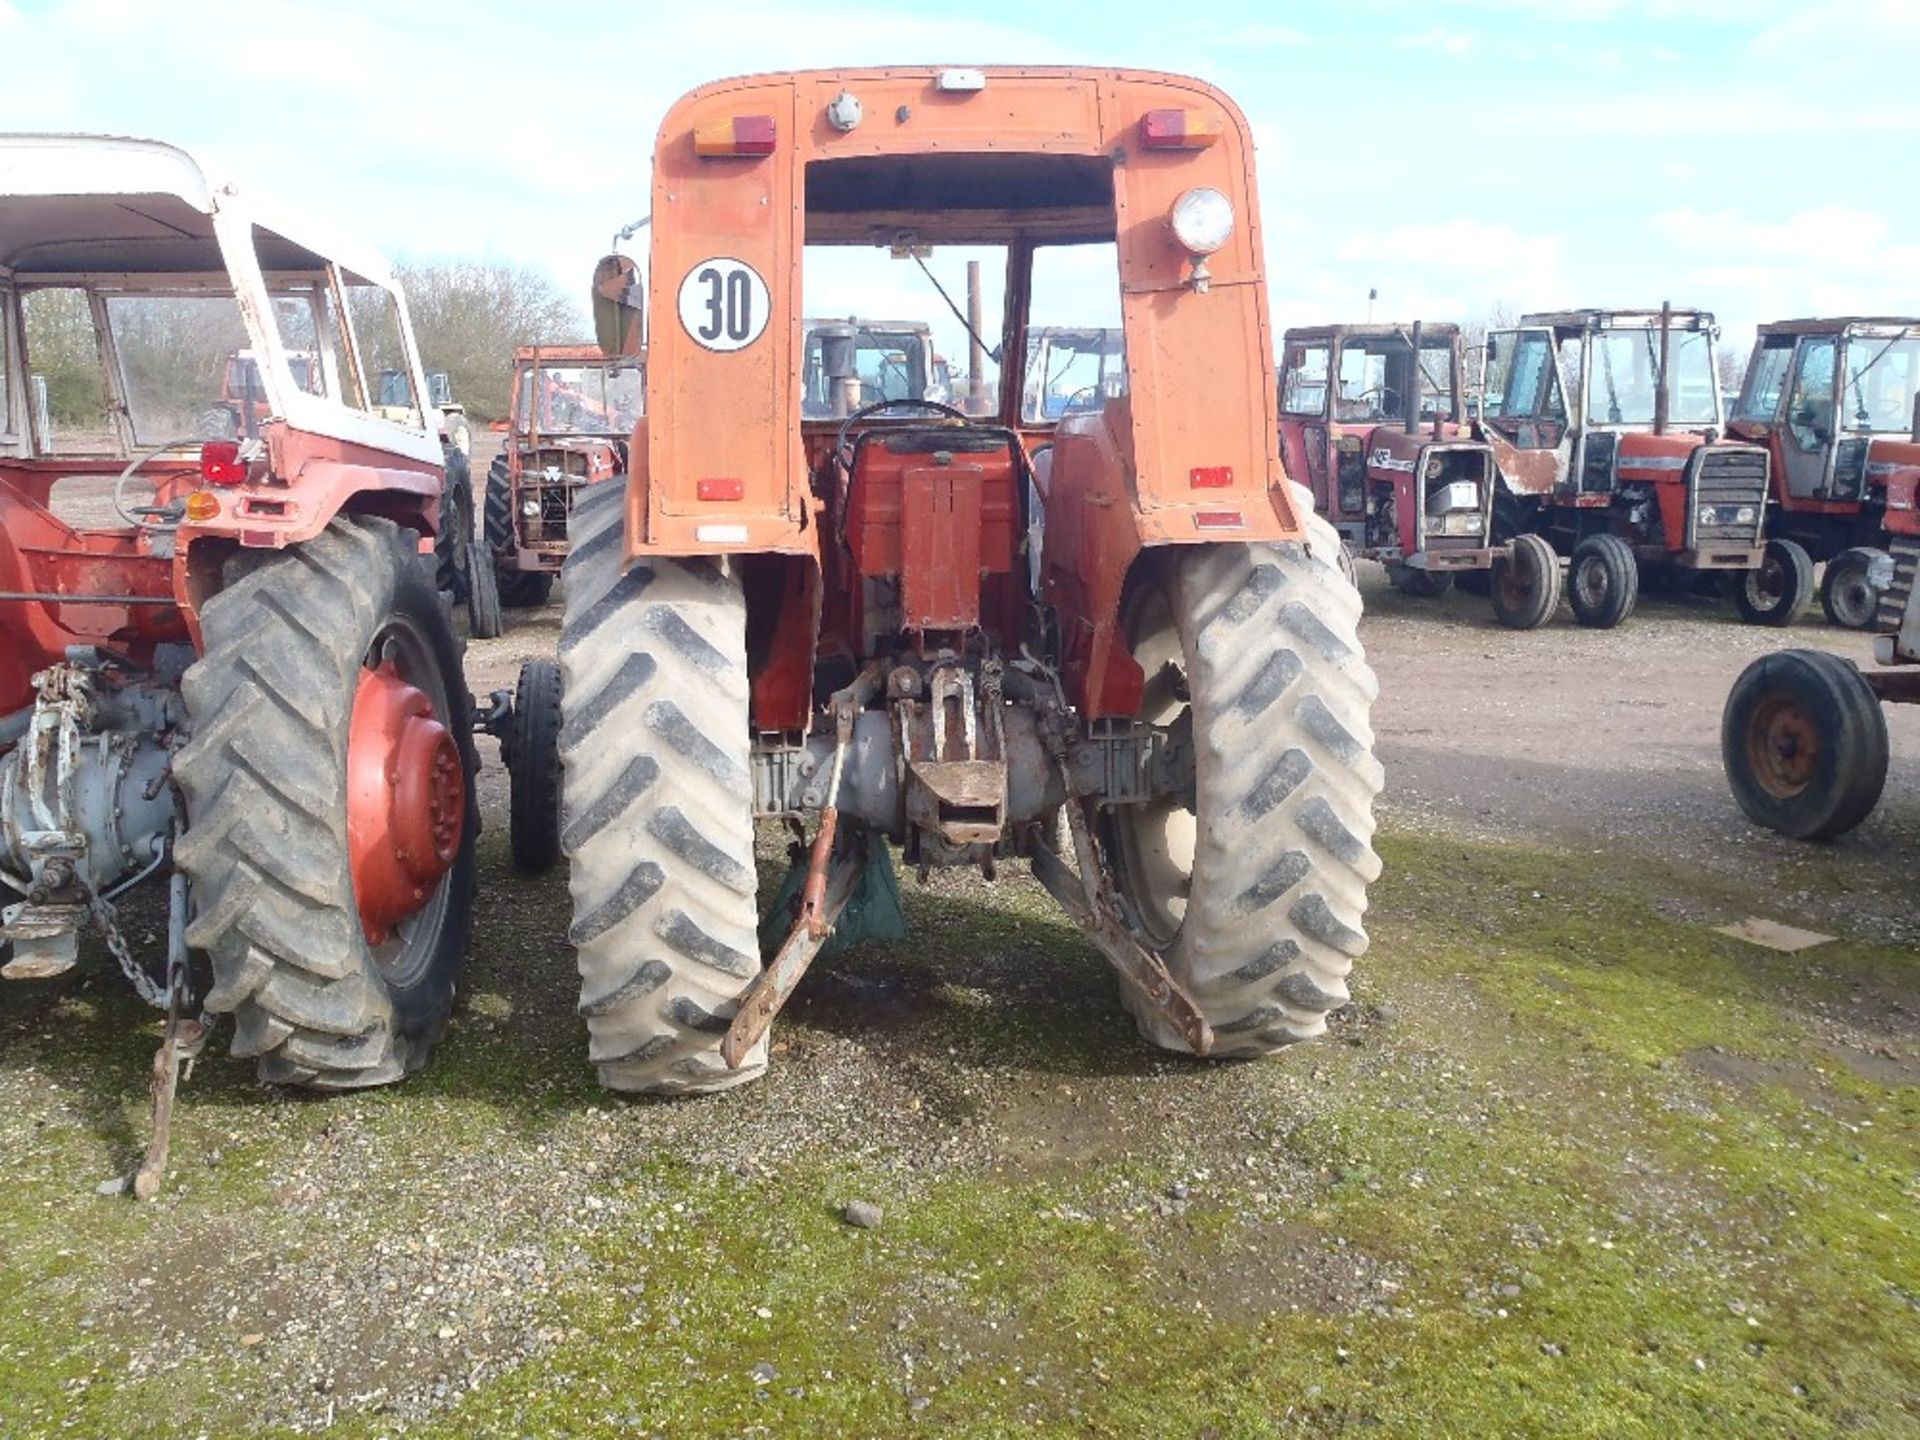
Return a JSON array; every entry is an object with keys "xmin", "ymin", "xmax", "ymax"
[
  {"xmin": 1653, "ymin": 300, "xmax": 1672, "ymax": 437},
  {"xmin": 1404, "ymin": 321, "xmax": 1423, "ymax": 435}
]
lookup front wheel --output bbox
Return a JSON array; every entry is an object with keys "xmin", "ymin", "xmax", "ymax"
[
  {"xmin": 1735, "ymin": 537, "xmax": 1815, "ymax": 627},
  {"xmin": 1489, "ymin": 533, "xmax": 1562, "ymax": 630},
  {"xmin": 507, "ymin": 660, "xmax": 563, "ymax": 873},
  {"xmin": 1721, "ymin": 648, "xmax": 1887, "ymax": 840},
  {"xmin": 173, "ymin": 518, "xmax": 479, "ymax": 1086},
  {"xmin": 1568, "ymin": 533, "xmax": 1639, "ymax": 629},
  {"xmin": 1821, "ymin": 547, "xmax": 1885, "ymax": 630},
  {"xmin": 1103, "ymin": 535, "xmax": 1383, "ymax": 1058}
]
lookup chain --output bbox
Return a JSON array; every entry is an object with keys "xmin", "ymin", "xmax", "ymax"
[{"xmin": 80, "ymin": 874, "xmax": 169, "ymax": 1010}]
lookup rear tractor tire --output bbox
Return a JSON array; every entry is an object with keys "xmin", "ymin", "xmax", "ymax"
[
  {"xmin": 435, "ymin": 447, "xmax": 473, "ymax": 603},
  {"xmin": 486, "ymin": 454, "xmax": 557, "ymax": 610},
  {"xmin": 1567, "ymin": 533, "xmax": 1639, "ymax": 629},
  {"xmin": 1103, "ymin": 525, "xmax": 1383, "ymax": 1058},
  {"xmin": 1734, "ymin": 537, "xmax": 1815, "ymax": 627},
  {"xmin": 1489, "ymin": 533, "xmax": 1561, "ymax": 630},
  {"xmin": 1821, "ymin": 547, "xmax": 1884, "ymax": 631},
  {"xmin": 556, "ymin": 478, "xmax": 766, "ymax": 1094},
  {"xmin": 173, "ymin": 517, "xmax": 479, "ymax": 1087},
  {"xmin": 1721, "ymin": 648, "xmax": 1887, "ymax": 840},
  {"xmin": 507, "ymin": 659, "xmax": 563, "ymax": 874}
]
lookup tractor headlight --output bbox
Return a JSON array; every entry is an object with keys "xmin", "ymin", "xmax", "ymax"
[
  {"xmin": 1436, "ymin": 510, "xmax": 1484, "ymax": 537},
  {"xmin": 521, "ymin": 498, "xmax": 541, "ymax": 518},
  {"xmin": 1170, "ymin": 187, "xmax": 1234, "ymax": 255}
]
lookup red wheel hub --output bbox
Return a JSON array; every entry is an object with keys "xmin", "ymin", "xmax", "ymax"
[{"xmin": 347, "ymin": 660, "xmax": 465, "ymax": 944}]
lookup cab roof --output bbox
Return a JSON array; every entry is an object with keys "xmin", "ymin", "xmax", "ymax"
[
  {"xmin": 1521, "ymin": 308, "xmax": 1714, "ymax": 333},
  {"xmin": 1283, "ymin": 322, "xmax": 1461, "ymax": 343},
  {"xmin": 1754, "ymin": 317, "xmax": 1920, "ymax": 339},
  {"xmin": 514, "ymin": 343, "xmax": 621, "ymax": 365}
]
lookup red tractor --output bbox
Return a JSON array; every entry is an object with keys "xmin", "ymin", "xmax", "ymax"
[
  {"xmin": 477, "ymin": 344, "xmax": 641, "ymax": 635},
  {"xmin": 1279, "ymin": 322, "xmax": 1559, "ymax": 628},
  {"xmin": 0, "ymin": 136, "xmax": 477, "ymax": 1192},
  {"xmin": 1726, "ymin": 318, "xmax": 1920, "ymax": 629},
  {"xmin": 1480, "ymin": 307, "xmax": 1799, "ymax": 629},
  {"xmin": 543, "ymin": 67, "xmax": 1382, "ymax": 1095}
]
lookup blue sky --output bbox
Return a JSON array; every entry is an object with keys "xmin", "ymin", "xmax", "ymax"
[{"xmin": 2, "ymin": 0, "xmax": 1914, "ymax": 362}]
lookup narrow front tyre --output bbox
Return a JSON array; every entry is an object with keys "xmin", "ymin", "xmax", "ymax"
[
  {"xmin": 1735, "ymin": 537, "xmax": 1815, "ymax": 627},
  {"xmin": 1568, "ymin": 533, "xmax": 1638, "ymax": 629},
  {"xmin": 1820, "ymin": 547, "xmax": 1884, "ymax": 630},
  {"xmin": 1721, "ymin": 648, "xmax": 1887, "ymax": 840},
  {"xmin": 1489, "ymin": 533, "xmax": 1561, "ymax": 630}
]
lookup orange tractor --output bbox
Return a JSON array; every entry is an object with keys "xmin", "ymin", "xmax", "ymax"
[
  {"xmin": 1480, "ymin": 307, "xmax": 1796, "ymax": 628},
  {"xmin": 547, "ymin": 66, "xmax": 1381, "ymax": 1094},
  {"xmin": 1279, "ymin": 322, "xmax": 1558, "ymax": 628},
  {"xmin": 474, "ymin": 344, "xmax": 642, "ymax": 636},
  {"xmin": 1725, "ymin": 318, "xmax": 1920, "ymax": 629},
  {"xmin": 0, "ymin": 137, "xmax": 477, "ymax": 1190}
]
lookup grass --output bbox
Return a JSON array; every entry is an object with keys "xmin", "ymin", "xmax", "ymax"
[{"xmin": 0, "ymin": 826, "xmax": 1913, "ymax": 1438}]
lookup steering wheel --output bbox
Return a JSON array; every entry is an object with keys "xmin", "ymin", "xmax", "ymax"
[
  {"xmin": 1062, "ymin": 386, "xmax": 1101, "ymax": 415},
  {"xmin": 834, "ymin": 397, "xmax": 974, "ymax": 467}
]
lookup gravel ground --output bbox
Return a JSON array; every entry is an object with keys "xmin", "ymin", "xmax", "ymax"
[{"xmin": 0, "ymin": 545, "xmax": 1913, "ymax": 1437}]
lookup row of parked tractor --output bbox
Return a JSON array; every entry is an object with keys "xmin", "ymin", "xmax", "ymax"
[
  {"xmin": 2, "ymin": 69, "xmax": 1914, "ymax": 1199},
  {"xmin": 1281, "ymin": 311, "xmax": 1919, "ymax": 636}
]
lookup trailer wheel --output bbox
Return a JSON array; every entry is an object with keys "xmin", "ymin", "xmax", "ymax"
[
  {"xmin": 1489, "ymin": 533, "xmax": 1561, "ymax": 630},
  {"xmin": 1821, "ymin": 547, "xmax": 1884, "ymax": 631},
  {"xmin": 556, "ymin": 478, "xmax": 765, "ymax": 1093},
  {"xmin": 1104, "ymin": 526, "xmax": 1383, "ymax": 1058},
  {"xmin": 1386, "ymin": 562, "xmax": 1452, "ymax": 599},
  {"xmin": 434, "ymin": 448, "xmax": 473, "ymax": 602},
  {"xmin": 486, "ymin": 455, "xmax": 556, "ymax": 609},
  {"xmin": 173, "ymin": 517, "xmax": 479, "ymax": 1087},
  {"xmin": 1721, "ymin": 648, "xmax": 1887, "ymax": 840},
  {"xmin": 507, "ymin": 659, "xmax": 563, "ymax": 873},
  {"xmin": 1568, "ymin": 534, "xmax": 1639, "ymax": 629},
  {"xmin": 1735, "ymin": 537, "xmax": 1815, "ymax": 627}
]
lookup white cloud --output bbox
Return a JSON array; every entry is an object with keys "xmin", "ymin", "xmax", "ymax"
[{"xmin": 1395, "ymin": 27, "xmax": 1475, "ymax": 55}]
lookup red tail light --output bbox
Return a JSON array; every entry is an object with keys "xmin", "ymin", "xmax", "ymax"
[
  {"xmin": 695, "ymin": 115, "xmax": 776, "ymax": 157},
  {"xmin": 1141, "ymin": 109, "xmax": 1222, "ymax": 151},
  {"xmin": 696, "ymin": 477, "xmax": 745, "ymax": 501},
  {"xmin": 200, "ymin": 440, "xmax": 247, "ymax": 486},
  {"xmin": 1189, "ymin": 466, "xmax": 1234, "ymax": 489}
]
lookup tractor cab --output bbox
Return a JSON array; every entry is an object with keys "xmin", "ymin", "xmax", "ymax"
[
  {"xmin": 1022, "ymin": 327, "xmax": 1126, "ymax": 422},
  {"xmin": 1279, "ymin": 322, "xmax": 1506, "ymax": 602},
  {"xmin": 1730, "ymin": 318, "xmax": 1920, "ymax": 510},
  {"xmin": 1478, "ymin": 307, "xmax": 1790, "ymax": 626},
  {"xmin": 801, "ymin": 318, "xmax": 942, "ymax": 417}
]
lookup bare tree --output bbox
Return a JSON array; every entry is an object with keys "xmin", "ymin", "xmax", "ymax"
[
  {"xmin": 1715, "ymin": 342, "xmax": 1746, "ymax": 404},
  {"xmin": 394, "ymin": 259, "xmax": 589, "ymax": 421}
]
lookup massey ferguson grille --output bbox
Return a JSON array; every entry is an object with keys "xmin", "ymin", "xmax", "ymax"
[
  {"xmin": 1691, "ymin": 448, "xmax": 1768, "ymax": 544},
  {"xmin": 1875, "ymin": 535, "xmax": 1920, "ymax": 633},
  {"xmin": 523, "ymin": 450, "xmax": 592, "ymax": 542}
]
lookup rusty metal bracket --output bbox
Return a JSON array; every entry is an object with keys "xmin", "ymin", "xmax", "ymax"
[
  {"xmin": 1021, "ymin": 666, "xmax": 1213, "ymax": 1055},
  {"xmin": 722, "ymin": 842, "xmax": 863, "ymax": 1069}
]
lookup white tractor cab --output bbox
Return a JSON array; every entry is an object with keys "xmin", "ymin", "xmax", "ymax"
[
  {"xmin": 1023, "ymin": 326, "xmax": 1127, "ymax": 422},
  {"xmin": 378, "ymin": 367, "xmax": 471, "ymax": 457},
  {"xmin": 801, "ymin": 316, "xmax": 950, "ymax": 418}
]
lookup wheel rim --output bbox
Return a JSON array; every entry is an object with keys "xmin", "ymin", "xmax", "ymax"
[
  {"xmin": 1746, "ymin": 553, "xmax": 1787, "ymax": 609},
  {"xmin": 1744, "ymin": 692, "xmax": 1819, "ymax": 800},
  {"xmin": 347, "ymin": 614, "xmax": 465, "ymax": 982},
  {"xmin": 1108, "ymin": 578, "xmax": 1194, "ymax": 949},
  {"xmin": 1832, "ymin": 565, "xmax": 1875, "ymax": 627},
  {"xmin": 1573, "ymin": 555, "xmax": 1609, "ymax": 610}
]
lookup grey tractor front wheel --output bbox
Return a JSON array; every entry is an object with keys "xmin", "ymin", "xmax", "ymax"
[
  {"xmin": 557, "ymin": 478, "xmax": 766, "ymax": 1093},
  {"xmin": 1104, "ymin": 529, "xmax": 1383, "ymax": 1057}
]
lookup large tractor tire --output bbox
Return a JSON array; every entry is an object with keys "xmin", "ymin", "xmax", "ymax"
[
  {"xmin": 1721, "ymin": 648, "xmax": 1887, "ymax": 840},
  {"xmin": 1735, "ymin": 537, "xmax": 1815, "ymax": 627},
  {"xmin": 556, "ymin": 478, "xmax": 765, "ymax": 1094},
  {"xmin": 1820, "ymin": 546, "xmax": 1884, "ymax": 631},
  {"xmin": 485, "ymin": 455, "xmax": 556, "ymax": 609},
  {"xmin": 173, "ymin": 517, "xmax": 479, "ymax": 1087},
  {"xmin": 1103, "ymin": 506, "xmax": 1383, "ymax": 1058},
  {"xmin": 507, "ymin": 659, "xmax": 563, "ymax": 874},
  {"xmin": 1489, "ymin": 533, "xmax": 1561, "ymax": 630},
  {"xmin": 1567, "ymin": 533, "xmax": 1639, "ymax": 629}
]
